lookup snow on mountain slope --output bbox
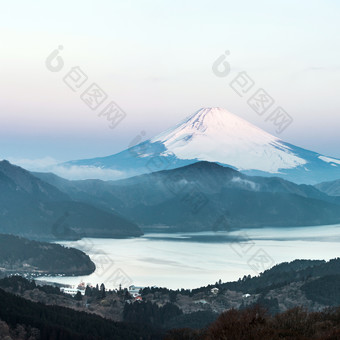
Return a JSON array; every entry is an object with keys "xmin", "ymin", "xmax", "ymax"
[
  {"xmin": 318, "ymin": 156, "xmax": 340, "ymax": 166},
  {"xmin": 151, "ymin": 107, "xmax": 305, "ymax": 173},
  {"xmin": 63, "ymin": 107, "xmax": 340, "ymax": 184}
]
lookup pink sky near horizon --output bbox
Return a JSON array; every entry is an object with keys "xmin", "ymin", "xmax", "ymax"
[{"xmin": 1, "ymin": 0, "xmax": 339, "ymax": 164}]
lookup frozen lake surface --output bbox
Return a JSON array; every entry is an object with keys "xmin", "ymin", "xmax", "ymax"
[{"xmin": 37, "ymin": 224, "xmax": 340, "ymax": 290}]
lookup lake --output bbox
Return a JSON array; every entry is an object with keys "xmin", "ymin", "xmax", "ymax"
[{"xmin": 37, "ymin": 224, "xmax": 340, "ymax": 290}]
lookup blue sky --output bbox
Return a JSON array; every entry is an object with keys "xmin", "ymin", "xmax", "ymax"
[{"xmin": 1, "ymin": 0, "xmax": 339, "ymax": 172}]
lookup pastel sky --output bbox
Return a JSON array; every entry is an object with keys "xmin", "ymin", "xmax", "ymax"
[{"xmin": 1, "ymin": 0, "xmax": 339, "ymax": 174}]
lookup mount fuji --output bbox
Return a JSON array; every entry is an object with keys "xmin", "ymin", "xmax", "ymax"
[{"xmin": 65, "ymin": 107, "xmax": 340, "ymax": 184}]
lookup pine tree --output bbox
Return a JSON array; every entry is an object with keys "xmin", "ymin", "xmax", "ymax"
[
  {"xmin": 100, "ymin": 283, "xmax": 106, "ymax": 298},
  {"xmin": 74, "ymin": 291, "xmax": 82, "ymax": 301},
  {"xmin": 85, "ymin": 286, "xmax": 92, "ymax": 296}
]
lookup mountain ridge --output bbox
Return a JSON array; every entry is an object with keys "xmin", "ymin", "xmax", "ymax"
[
  {"xmin": 63, "ymin": 107, "xmax": 340, "ymax": 184},
  {"xmin": 0, "ymin": 160, "xmax": 142, "ymax": 240},
  {"xmin": 34, "ymin": 161, "xmax": 340, "ymax": 232},
  {"xmin": 315, "ymin": 178, "xmax": 340, "ymax": 196}
]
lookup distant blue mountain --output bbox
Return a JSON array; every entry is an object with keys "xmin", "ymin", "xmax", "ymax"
[
  {"xmin": 35, "ymin": 161, "xmax": 340, "ymax": 232},
  {"xmin": 0, "ymin": 160, "xmax": 142, "ymax": 240},
  {"xmin": 64, "ymin": 107, "xmax": 340, "ymax": 184}
]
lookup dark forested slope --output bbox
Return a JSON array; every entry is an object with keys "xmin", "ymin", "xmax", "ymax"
[{"xmin": 0, "ymin": 233, "xmax": 95, "ymax": 275}]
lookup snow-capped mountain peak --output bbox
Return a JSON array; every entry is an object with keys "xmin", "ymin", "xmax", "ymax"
[
  {"xmin": 152, "ymin": 107, "xmax": 305, "ymax": 173},
  {"xmin": 64, "ymin": 107, "xmax": 340, "ymax": 184}
]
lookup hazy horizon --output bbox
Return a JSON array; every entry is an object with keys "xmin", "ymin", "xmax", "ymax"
[{"xmin": 1, "ymin": 0, "xmax": 340, "ymax": 177}]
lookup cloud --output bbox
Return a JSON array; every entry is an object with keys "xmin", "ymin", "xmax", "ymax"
[
  {"xmin": 5, "ymin": 157, "xmax": 124, "ymax": 181},
  {"xmin": 6, "ymin": 157, "xmax": 58, "ymax": 169},
  {"xmin": 231, "ymin": 177, "xmax": 259, "ymax": 191},
  {"xmin": 50, "ymin": 165, "xmax": 124, "ymax": 180}
]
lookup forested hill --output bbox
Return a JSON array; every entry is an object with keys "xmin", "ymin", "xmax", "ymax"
[
  {"xmin": 0, "ymin": 234, "xmax": 95, "ymax": 276},
  {"xmin": 0, "ymin": 287, "xmax": 162, "ymax": 340},
  {"xmin": 0, "ymin": 160, "xmax": 142, "ymax": 240},
  {"xmin": 35, "ymin": 161, "xmax": 340, "ymax": 232}
]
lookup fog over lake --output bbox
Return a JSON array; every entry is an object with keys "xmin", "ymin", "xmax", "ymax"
[{"xmin": 38, "ymin": 224, "xmax": 340, "ymax": 290}]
